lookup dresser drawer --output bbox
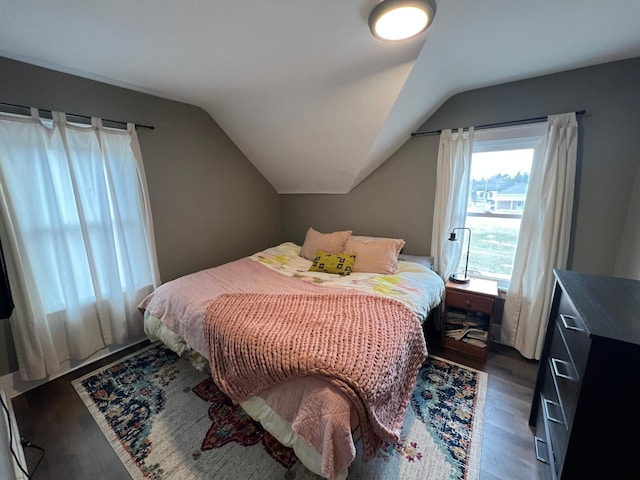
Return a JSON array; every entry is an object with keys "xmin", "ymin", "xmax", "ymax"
[
  {"xmin": 446, "ymin": 290, "xmax": 494, "ymax": 314},
  {"xmin": 534, "ymin": 392, "xmax": 557, "ymax": 480},
  {"xmin": 557, "ymin": 295, "xmax": 590, "ymax": 376},
  {"xmin": 541, "ymin": 360, "xmax": 568, "ymax": 472},
  {"xmin": 548, "ymin": 323, "xmax": 581, "ymax": 424}
]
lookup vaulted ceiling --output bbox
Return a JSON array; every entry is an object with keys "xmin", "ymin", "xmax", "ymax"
[{"xmin": 1, "ymin": 1, "xmax": 640, "ymax": 193}]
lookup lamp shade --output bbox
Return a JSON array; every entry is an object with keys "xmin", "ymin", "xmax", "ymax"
[
  {"xmin": 443, "ymin": 232, "xmax": 461, "ymax": 274},
  {"xmin": 369, "ymin": 0, "xmax": 437, "ymax": 41},
  {"xmin": 448, "ymin": 227, "xmax": 472, "ymax": 283}
]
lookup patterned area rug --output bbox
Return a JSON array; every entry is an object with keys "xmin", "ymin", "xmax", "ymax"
[{"xmin": 73, "ymin": 343, "xmax": 487, "ymax": 480}]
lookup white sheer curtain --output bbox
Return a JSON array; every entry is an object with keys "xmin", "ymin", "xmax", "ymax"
[
  {"xmin": 501, "ymin": 113, "xmax": 578, "ymax": 360},
  {"xmin": 431, "ymin": 128, "xmax": 475, "ymax": 285},
  {"xmin": 614, "ymin": 162, "xmax": 640, "ymax": 280},
  {"xmin": 0, "ymin": 109, "xmax": 160, "ymax": 380}
]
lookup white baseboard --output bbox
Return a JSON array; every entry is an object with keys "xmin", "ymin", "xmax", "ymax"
[{"xmin": 0, "ymin": 336, "xmax": 148, "ymax": 398}]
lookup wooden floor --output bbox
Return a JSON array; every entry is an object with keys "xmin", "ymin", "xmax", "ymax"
[
  {"xmin": 426, "ymin": 339, "xmax": 545, "ymax": 480},
  {"xmin": 10, "ymin": 337, "xmax": 544, "ymax": 479}
]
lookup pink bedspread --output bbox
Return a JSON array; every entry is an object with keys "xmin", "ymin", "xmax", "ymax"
[
  {"xmin": 205, "ymin": 292, "xmax": 427, "ymax": 461},
  {"xmin": 139, "ymin": 258, "xmax": 349, "ymax": 347}
]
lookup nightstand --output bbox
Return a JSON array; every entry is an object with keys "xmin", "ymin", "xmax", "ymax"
[{"xmin": 442, "ymin": 278, "xmax": 498, "ymax": 361}]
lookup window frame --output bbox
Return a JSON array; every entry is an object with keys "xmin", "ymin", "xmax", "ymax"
[{"xmin": 466, "ymin": 123, "xmax": 546, "ymax": 290}]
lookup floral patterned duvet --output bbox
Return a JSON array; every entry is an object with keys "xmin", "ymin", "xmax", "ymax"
[{"xmin": 251, "ymin": 242, "xmax": 445, "ymax": 321}]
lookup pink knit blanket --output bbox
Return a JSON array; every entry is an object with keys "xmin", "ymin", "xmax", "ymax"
[{"xmin": 205, "ymin": 292, "xmax": 427, "ymax": 461}]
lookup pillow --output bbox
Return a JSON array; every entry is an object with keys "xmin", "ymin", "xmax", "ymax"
[
  {"xmin": 345, "ymin": 236, "xmax": 406, "ymax": 274},
  {"xmin": 300, "ymin": 227, "xmax": 352, "ymax": 260},
  {"xmin": 351, "ymin": 235, "xmax": 384, "ymax": 242},
  {"xmin": 398, "ymin": 254, "xmax": 434, "ymax": 270},
  {"xmin": 309, "ymin": 250, "xmax": 356, "ymax": 276}
]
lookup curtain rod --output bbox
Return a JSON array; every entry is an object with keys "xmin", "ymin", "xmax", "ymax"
[
  {"xmin": 0, "ymin": 101, "xmax": 155, "ymax": 131},
  {"xmin": 411, "ymin": 109, "xmax": 586, "ymax": 137}
]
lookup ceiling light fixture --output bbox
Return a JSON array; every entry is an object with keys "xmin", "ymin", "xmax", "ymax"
[{"xmin": 369, "ymin": 0, "xmax": 437, "ymax": 41}]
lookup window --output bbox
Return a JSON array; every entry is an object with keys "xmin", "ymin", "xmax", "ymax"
[
  {"xmin": 1, "ymin": 119, "xmax": 154, "ymax": 314},
  {"xmin": 464, "ymin": 124, "xmax": 545, "ymax": 289},
  {"xmin": 0, "ymin": 111, "xmax": 159, "ymax": 378}
]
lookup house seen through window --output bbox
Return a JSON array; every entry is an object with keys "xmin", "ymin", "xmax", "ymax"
[{"xmin": 464, "ymin": 124, "xmax": 545, "ymax": 289}]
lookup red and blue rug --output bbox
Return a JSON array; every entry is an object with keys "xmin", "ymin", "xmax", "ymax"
[{"xmin": 73, "ymin": 343, "xmax": 486, "ymax": 479}]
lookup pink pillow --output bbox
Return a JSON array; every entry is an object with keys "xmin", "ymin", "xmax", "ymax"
[
  {"xmin": 300, "ymin": 227, "xmax": 352, "ymax": 260},
  {"xmin": 345, "ymin": 237, "xmax": 406, "ymax": 274}
]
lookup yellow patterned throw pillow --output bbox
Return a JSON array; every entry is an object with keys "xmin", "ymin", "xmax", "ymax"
[{"xmin": 309, "ymin": 250, "xmax": 356, "ymax": 276}]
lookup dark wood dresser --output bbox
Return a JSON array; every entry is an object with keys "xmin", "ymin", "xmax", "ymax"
[{"xmin": 530, "ymin": 270, "xmax": 640, "ymax": 479}]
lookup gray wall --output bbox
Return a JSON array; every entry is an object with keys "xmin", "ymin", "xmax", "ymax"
[
  {"xmin": 280, "ymin": 135, "xmax": 439, "ymax": 254},
  {"xmin": 0, "ymin": 56, "xmax": 281, "ymax": 375},
  {"xmin": 281, "ymin": 58, "xmax": 640, "ymax": 277}
]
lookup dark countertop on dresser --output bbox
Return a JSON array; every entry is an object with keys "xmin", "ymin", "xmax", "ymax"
[{"xmin": 554, "ymin": 269, "xmax": 640, "ymax": 346}]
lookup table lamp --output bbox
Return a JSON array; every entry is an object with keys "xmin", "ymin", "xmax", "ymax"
[{"xmin": 448, "ymin": 227, "xmax": 471, "ymax": 283}]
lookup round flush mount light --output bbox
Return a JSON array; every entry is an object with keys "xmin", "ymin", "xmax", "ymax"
[{"xmin": 369, "ymin": 0, "xmax": 437, "ymax": 41}]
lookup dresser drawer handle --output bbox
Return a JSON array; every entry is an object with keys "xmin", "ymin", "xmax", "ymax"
[
  {"xmin": 551, "ymin": 357, "xmax": 578, "ymax": 382},
  {"xmin": 534, "ymin": 436, "xmax": 549, "ymax": 464},
  {"xmin": 560, "ymin": 313, "xmax": 586, "ymax": 333},
  {"xmin": 543, "ymin": 398, "xmax": 566, "ymax": 428}
]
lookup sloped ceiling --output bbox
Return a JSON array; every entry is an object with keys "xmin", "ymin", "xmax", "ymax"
[{"xmin": 1, "ymin": 1, "xmax": 640, "ymax": 193}]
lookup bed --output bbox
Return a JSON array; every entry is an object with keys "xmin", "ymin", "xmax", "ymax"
[{"xmin": 138, "ymin": 239, "xmax": 444, "ymax": 479}]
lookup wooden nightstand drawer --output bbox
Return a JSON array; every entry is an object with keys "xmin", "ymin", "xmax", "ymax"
[{"xmin": 446, "ymin": 289, "xmax": 495, "ymax": 314}]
